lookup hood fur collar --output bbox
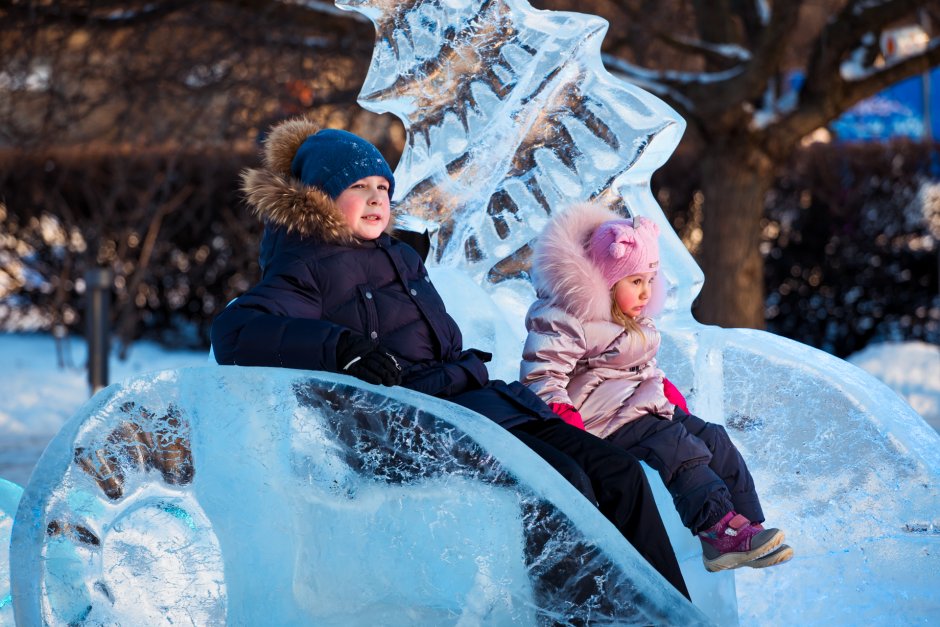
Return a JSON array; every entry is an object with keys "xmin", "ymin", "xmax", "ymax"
[
  {"xmin": 241, "ymin": 117, "xmax": 389, "ymax": 245},
  {"xmin": 532, "ymin": 203, "xmax": 624, "ymax": 322}
]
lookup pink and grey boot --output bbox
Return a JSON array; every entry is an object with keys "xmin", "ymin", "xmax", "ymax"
[{"xmin": 698, "ymin": 511, "xmax": 786, "ymax": 572}]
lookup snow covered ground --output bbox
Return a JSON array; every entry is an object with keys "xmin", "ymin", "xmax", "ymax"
[
  {"xmin": 0, "ymin": 332, "xmax": 936, "ymax": 488},
  {"xmin": 846, "ymin": 340, "xmax": 940, "ymax": 434},
  {"xmin": 0, "ymin": 333, "xmax": 210, "ymax": 487}
]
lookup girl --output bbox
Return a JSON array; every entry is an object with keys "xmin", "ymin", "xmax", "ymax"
[{"xmin": 520, "ymin": 203, "xmax": 793, "ymax": 572}]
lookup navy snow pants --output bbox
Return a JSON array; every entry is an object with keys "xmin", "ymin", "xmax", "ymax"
[
  {"xmin": 606, "ymin": 408, "xmax": 764, "ymax": 535},
  {"xmin": 511, "ymin": 420, "xmax": 690, "ymax": 600},
  {"xmin": 449, "ymin": 382, "xmax": 690, "ymax": 599}
]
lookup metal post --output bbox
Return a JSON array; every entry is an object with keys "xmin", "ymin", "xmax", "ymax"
[{"xmin": 85, "ymin": 267, "xmax": 113, "ymax": 394}]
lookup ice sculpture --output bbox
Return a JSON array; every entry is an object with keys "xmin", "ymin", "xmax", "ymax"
[
  {"xmin": 11, "ymin": 367, "xmax": 709, "ymax": 625},
  {"xmin": 338, "ymin": 0, "xmax": 940, "ymax": 624},
  {"xmin": 344, "ymin": 0, "xmax": 690, "ymax": 298},
  {"xmin": 1, "ymin": 478, "xmax": 23, "ymax": 625}
]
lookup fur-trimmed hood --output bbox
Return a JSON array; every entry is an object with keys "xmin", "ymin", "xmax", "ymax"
[
  {"xmin": 532, "ymin": 203, "xmax": 625, "ymax": 321},
  {"xmin": 240, "ymin": 117, "xmax": 388, "ymax": 245}
]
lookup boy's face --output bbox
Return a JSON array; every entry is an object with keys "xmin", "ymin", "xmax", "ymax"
[
  {"xmin": 614, "ymin": 271, "xmax": 656, "ymax": 319},
  {"xmin": 336, "ymin": 176, "xmax": 391, "ymax": 240}
]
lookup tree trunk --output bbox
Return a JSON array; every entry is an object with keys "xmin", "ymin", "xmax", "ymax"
[{"xmin": 695, "ymin": 142, "xmax": 773, "ymax": 329}]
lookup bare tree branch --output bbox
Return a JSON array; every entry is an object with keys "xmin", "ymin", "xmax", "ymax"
[
  {"xmin": 772, "ymin": 38, "xmax": 940, "ymax": 152},
  {"xmin": 656, "ymin": 32, "xmax": 752, "ymax": 68},
  {"xmin": 731, "ymin": 0, "xmax": 767, "ymax": 48},
  {"xmin": 842, "ymin": 39, "xmax": 940, "ymax": 106},
  {"xmin": 802, "ymin": 0, "xmax": 927, "ymax": 110},
  {"xmin": 691, "ymin": 0, "xmax": 739, "ymax": 62},
  {"xmin": 688, "ymin": 1, "xmax": 802, "ymax": 120}
]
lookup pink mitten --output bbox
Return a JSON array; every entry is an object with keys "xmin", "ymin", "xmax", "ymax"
[
  {"xmin": 663, "ymin": 377, "xmax": 689, "ymax": 413},
  {"xmin": 548, "ymin": 402, "xmax": 586, "ymax": 430}
]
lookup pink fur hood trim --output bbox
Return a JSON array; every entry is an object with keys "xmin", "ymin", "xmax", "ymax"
[{"xmin": 531, "ymin": 203, "xmax": 624, "ymax": 322}]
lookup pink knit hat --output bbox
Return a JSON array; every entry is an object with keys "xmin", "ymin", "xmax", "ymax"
[{"xmin": 588, "ymin": 216, "xmax": 661, "ymax": 289}]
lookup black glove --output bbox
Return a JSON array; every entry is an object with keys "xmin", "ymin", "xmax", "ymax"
[{"xmin": 335, "ymin": 333, "xmax": 402, "ymax": 386}]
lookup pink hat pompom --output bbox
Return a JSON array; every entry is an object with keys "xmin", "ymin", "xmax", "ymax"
[{"xmin": 609, "ymin": 241, "xmax": 628, "ymax": 258}]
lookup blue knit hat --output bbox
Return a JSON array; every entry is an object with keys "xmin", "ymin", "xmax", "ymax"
[{"xmin": 290, "ymin": 128, "xmax": 395, "ymax": 200}]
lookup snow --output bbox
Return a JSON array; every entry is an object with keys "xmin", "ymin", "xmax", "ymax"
[
  {"xmin": 0, "ymin": 333, "xmax": 938, "ymax": 624},
  {"xmin": 0, "ymin": 333, "xmax": 210, "ymax": 487},
  {"xmin": 847, "ymin": 341, "xmax": 940, "ymax": 434}
]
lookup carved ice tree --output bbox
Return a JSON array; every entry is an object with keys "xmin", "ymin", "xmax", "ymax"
[{"xmin": 340, "ymin": 0, "xmax": 701, "ymax": 317}]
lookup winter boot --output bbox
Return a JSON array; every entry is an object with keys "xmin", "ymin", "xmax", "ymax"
[
  {"xmin": 699, "ymin": 511, "xmax": 785, "ymax": 572},
  {"xmin": 742, "ymin": 521, "xmax": 793, "ymax": 568},
  {"xmin": 744, "ymin": 543, "xmax": 794, "ymax": 569}
]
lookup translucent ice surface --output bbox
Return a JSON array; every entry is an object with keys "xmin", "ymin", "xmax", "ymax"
[
  {"xmin": 1, "ymin": 478, "xmax": 22, "ymax": 625},
  {"xmin": 342, "ymin": 0, "xmax": 692, "ymax": 295},
  {"xmin": 427, "ymin": 266, "xmax": 527, "ymax": 383},
  {"xmin": 339, "ymin": 0, "xmax": 940, "ymax": 623},
  {"xmin": 658, "ymin": 328, "xmax": 940, "ymax": 625},
  {"xmin": 12, "ymin": 367, "xmax": 708, "ymax": 625}
]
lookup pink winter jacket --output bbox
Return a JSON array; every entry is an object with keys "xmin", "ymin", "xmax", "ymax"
[{"xmin": 520, "ymin": 204, "xmax": 674, "ymax": 439}]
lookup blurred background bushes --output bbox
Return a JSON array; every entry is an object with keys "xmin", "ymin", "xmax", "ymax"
[
  {"xmin": 2, "ymin": 0, "xmax": 936, "ymax": 359},
  {"xmin": 0, "ymin": 147, "xmax": 253, "ymax": 353},
  {"xmin": 2, "ymin": 138, "xmax": 936, "ymax": 358},
  {"xmin": 656, "ymin": 138, "xmax": 939, "ymax": 357}
]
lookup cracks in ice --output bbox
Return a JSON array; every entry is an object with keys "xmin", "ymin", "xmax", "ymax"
[
  {"xmin": 352, "ymin": 0, "xmax": 683, "ymax": 283},
  {"xmin": 73, "ymin": 402, "xmax": 194, "ymax": 501},
  {"xmin": 903, "ymin": 522, "xmax": 940, "ymax": 536},
  {"xmin": 292, "ymin": 379, "xmax": 664, "ymax": 624}
]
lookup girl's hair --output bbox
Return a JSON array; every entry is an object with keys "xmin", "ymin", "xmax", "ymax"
[{"xmin": 609, "ymin": 285, "xmax": 646, "ymax": 342}]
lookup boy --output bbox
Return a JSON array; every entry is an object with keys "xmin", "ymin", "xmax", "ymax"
[{"xmin": 210, "ymin": 117, "xmax": 689, "ymax": 599}]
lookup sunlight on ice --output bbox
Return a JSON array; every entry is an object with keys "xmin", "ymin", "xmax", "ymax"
[
  {"xmin": 5, "ymin": 0, "xmax": 938, "ymax": 625},
  {"xmin": 340, "ymin": 0, "xmax": 940, "ymax": 624},
  {"xmin": 0, "ymin": 479, "xmax": 22, "ymax": 624},
  {"xmin": 11, "ymin": 368, "xmax": 707, "ymax": 625}
]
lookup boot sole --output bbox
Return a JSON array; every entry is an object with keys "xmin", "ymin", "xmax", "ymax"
[
  {"xmin": 745, "ymin": 544, "xmax": 793, "ymax": 569},
  {"xmin": 703, "ymin": 528, "xmax": 785, "ymax": 572}
]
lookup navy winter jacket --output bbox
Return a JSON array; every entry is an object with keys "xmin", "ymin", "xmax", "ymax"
[
  {"xmin": 210, "ymin": 117, "xmax": 556, "ymax": 429},
  {"xmin": 212, "ymin": 228, "xmax": 491, "ymax": 398}
]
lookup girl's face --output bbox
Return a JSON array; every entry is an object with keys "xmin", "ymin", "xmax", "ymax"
[
  {"xmin": 335, "ymin": 176, "xmax": 391, "ymax": 240},
  {"xmin": 613, "ymin": 272, "xmax": 656, "ymax": 319}
]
